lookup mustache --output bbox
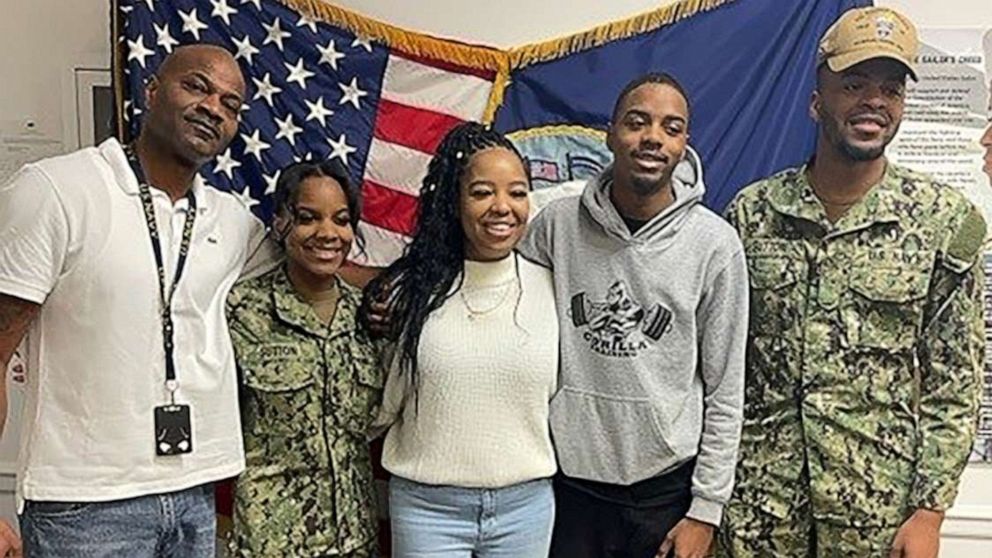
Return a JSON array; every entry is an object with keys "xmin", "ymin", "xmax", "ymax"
[
  {"xmin": 185, "ymin": 114, "xmax": 220, "ymax": 139},
  {"xmin": 631, "ymin": 150, "xmax": 670, "ymax": 163},
  {"xmin": 848, "ymin": 111, "xmax": 891, "ymax": 126}
]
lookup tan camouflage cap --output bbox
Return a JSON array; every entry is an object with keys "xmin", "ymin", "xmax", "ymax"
[{"xmin": 817, "ymin": 6, "xmax": 919, "ymax": 80}]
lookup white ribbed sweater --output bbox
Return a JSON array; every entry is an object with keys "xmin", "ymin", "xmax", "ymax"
[{"xmin": 378, "ymin": 254, "xmax": 559, "ymax": 488}]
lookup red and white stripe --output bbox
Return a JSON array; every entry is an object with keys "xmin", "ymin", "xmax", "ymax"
[{"xmin": 349, "ymin": 52, "xmax": 496, "ymax": 267}]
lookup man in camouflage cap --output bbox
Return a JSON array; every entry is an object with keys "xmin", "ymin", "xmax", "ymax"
[{"xmin": 719, "ymin": 6, "xmax": 985, "ymax": 557}]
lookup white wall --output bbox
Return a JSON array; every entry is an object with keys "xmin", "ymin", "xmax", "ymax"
[
  {"xmin": 330, "ymin": 0, "xmax": 992, "ymax": 46},
  {"xmin": 2, "ymin": 0, "xmax": 992, "ymax": 552},
  {"xmin": 329, "ymin": 0, "xmax": 675, "ymax": 48},
  {"xmin": 0, "ymin": 0, "xmax": 109, "ymax": 149}
]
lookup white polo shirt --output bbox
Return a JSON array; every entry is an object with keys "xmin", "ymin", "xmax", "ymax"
[{"xmin": 0, "ymin": 138, "xmax": 269, "ymax": 510}]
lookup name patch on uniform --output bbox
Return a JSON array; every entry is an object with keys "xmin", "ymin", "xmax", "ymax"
[{"xmin": 255, "ymin": 343, "xmax": 302, "ymax": 363}]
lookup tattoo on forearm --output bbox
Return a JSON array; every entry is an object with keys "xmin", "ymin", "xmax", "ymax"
[
  {"xmin": 0, "ymin": 298, "xmax": 34, "ymax": 333},
  {"xmin": 0, "ymin": 295, "xmax": 39, "ymax": 362}
]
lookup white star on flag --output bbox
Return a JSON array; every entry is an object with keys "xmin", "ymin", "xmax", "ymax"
[
  {"xmin": 154, "ymin": 23, "xmax": 179, "ymax": 53},
  {"xmin": 179, "ymin": 8, "xmax": 209, "ymax": 40},
  {"xmin": 210, "ymin": 0, "xmax": 238, "ymax": 26},
  {"xmin": 351, "ymin": 36, "xmax": 373, "ymax": 52},
  {"xmin": 127, "ymin": 35, "xmax": 155, "ymax": 68},
  {"xmin": 234, "ymin": 185, "xmax": 259, "ymax": 209},
  {"xmin": 262, "ymin": 18, "xmax": 291, "ymax": 50},
  {"xmin": 338, "ymin": 77, "xmax": 367, "ymax": 109},
  {"xmin": 143, "ymin": 0, "xmax": 155, "ymax": 11},
  {"xmin": 241, "ymin": 129, "xmax": 271, "ymax": 161},
  {"xmin": 275, "ymin": 114, "xmax": 303, "ymax": 146},
  {"xmin": 214, "ymin": 148, "xmax": 242, "ymax": 179},
  {"xmin": 239, "ymin": 0, "xmax": 262, "ymax": 10},
  {"xmin": 232, "ymin": 34, "xmax": 259, "ymax": 63},
  {"xmin": 285, "ymin": 58, "xmax": 315, "ymax": 89},
  {"xmin": 251, "ymin": 73, "xmax": 282, "ymax": 106},
  {"xmin": 304, "ymin": 97, "xmax": 334, "ymax": 127},
  {"xmin": 317, "ymin": 39, "xmax": 345, "ymax": 70},
  {"xmin": 263, "ymin": 170, "xmax": 282, "ymax": 196},
  {"xmin": 328, "ymin": 133, "xmax": 356, "ymax": 165},
  {"xmin": 296, "ymin": 13, "xmax": 318, "ymax": 33}
]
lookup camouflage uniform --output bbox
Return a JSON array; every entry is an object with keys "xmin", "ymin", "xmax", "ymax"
[
  {"xmin": 227, "ymin": 267, "xmax": 383, "ymax": 558},
  {"xmin": 718, "ymin": 163, "xmax": 986, "ymax": 557}
]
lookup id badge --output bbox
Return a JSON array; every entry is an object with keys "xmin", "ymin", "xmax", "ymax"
[{"xmin": 154, "ymin": 404, "xmax": 193, "ymax": 456}]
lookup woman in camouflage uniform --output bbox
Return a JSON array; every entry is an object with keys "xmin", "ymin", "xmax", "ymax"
[{"xmin": 227, "ymin": 159, "xmax": 382, "ymax": 557}]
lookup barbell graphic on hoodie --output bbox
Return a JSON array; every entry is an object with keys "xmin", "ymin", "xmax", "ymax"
[{"xmin": 569, "ymin": 281, "xmax": 673, "ymax": 342}]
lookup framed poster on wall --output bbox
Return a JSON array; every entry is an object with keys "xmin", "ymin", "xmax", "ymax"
[
  {"xmin": 68, "ymin": 68, "xmax": 113, "ymax": 150},
  {"xmin": 887, "ymin": 27, "xmax": 992, "ymax": 552}
]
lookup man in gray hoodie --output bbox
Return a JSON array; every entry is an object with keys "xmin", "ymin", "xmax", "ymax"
[{"xmin": 518, "ymin": 73, "xmax": 748, "ymax": 558}]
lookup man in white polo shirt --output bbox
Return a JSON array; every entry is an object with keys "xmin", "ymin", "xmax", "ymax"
[{"xmin": 0, "ymin": 44, "xmax": 269, "ymax": 557}]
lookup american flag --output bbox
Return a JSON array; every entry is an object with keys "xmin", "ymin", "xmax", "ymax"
[{"xmin": 118, "ymin": 0, "xmax": 500, "ymax": 266}]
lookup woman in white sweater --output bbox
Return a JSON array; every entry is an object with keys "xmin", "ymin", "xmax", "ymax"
[{"xmin": 361, "ymin": 122, "xmax": 558, "ymax": 557}]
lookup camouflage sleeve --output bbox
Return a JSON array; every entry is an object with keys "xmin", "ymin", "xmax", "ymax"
[
  {"xmin": 226, "ymin": 286, "xmax": 263, "ymax": 363},
  {"xmin": 911, "ymin": 206, "xmax": 986, "ymax": 511}
]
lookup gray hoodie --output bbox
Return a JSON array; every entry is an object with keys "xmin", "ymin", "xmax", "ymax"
[{"xmin": 518, "ymin": 148, "xmax": 748, "ymax": 526}]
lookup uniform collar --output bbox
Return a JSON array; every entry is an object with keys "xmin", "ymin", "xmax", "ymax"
[
  {"xmin": 100, "ymin": 137, "xmax": 210, "ymax": 209},
  {"xmin": 767, "ymin": 160, "xmax": 902, "ymax": 233},
  {"xmin": 270, "ymin": 266, "xmax": 360, "ymax": 339}
]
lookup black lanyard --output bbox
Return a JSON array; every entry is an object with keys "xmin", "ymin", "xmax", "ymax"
[{"xmin": 124, "ymin": 145, "xmax": 197, "ymax": 399}]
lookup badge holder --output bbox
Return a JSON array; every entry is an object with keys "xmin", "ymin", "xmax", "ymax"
[{"xmin": 154, "ymin": 380, "xmax": 193, "ymax": 456}]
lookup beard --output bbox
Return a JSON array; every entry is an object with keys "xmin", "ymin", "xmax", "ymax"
[
  {"xmin": 819, "ymin": 107, "xmax": 899, "ymax": 162},
  {"xmin": 627, "ymin": 167, "xmax": 675, "ymax": 196}
]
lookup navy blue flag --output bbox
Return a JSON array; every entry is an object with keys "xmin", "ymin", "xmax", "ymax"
[{"xmin": 494, "ymin": 0, "xmax": 872, "ymax": 211}]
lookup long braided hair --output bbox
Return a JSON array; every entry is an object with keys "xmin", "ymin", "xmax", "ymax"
[{"xmin": 359, "ymin": 122, "xmax": 527, "ymax": 387}]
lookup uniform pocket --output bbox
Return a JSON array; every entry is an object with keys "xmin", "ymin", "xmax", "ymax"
[
  {"xmin": 730, "ymin": 416, "xmax": 804, "ymax": 521},
  {"xmin": 350, "ymin": 342, "xmax": 384, "ymax": 390},
  {"xmin": 748, "ymin": 256, "xmax": 797, "ymax": 291},
  {"xmin": 241, "ymin": 343, "xmax": 319, "ymax": 438},
  {"xmin": 844, "ymin": 261, "xmax": 929, "ymax": 350},
  {"xmin": 242, "ymin": 342, "xmax": 318, "ymax": 392},
  {"xmin": 746, "ymin": 240, "xmax": 802, "ymax": 338},
  {"xmin": 336, "ymin": 340, "xmax": 385, "ymax": 436},
  {"xmin": 549, "ymin": 386, "xmax": 677, "ymax": 484}
]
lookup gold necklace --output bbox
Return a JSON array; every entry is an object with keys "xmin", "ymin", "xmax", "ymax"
[{"xmin": 459, "ymin": 284, "xmax": 513, "ymax": 320}]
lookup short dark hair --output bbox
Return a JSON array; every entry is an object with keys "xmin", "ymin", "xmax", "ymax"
[
  {"xmin": 611, "ymin": 72, "xmax": 691, "ymax": 122},
  {"xmin": 272, "ymin": 158, "xmax": 363, "ymax": 251}
]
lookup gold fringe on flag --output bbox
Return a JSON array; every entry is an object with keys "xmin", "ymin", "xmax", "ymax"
[
  {"xmin": 481, "ymin": 71, "xmax": 510, "ymax": 124},
  {"xmin": 507, "ymin": 124, "xmax": 607, "ymax": 143},
  {"xmin": 508, "ymin": 0, "xmax": 738, "ymax": 69},
  {"xmin": 277, "ymin": 0, "xmax": 512, "ymax": 123}
]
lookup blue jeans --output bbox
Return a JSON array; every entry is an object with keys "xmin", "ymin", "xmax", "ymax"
[
  {"xmin": 19, "ymin": 483, "xmax": 215, "ymax": 558},
  {"xmin": 389, "ymin": 476, "xmax": 554, "ymax": 558}
]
